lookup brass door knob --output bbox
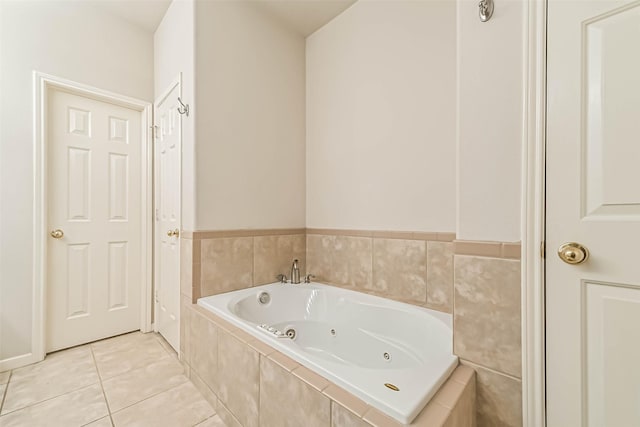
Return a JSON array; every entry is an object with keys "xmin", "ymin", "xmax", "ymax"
[
  {"xmin": 167, "ymin": 229, "xmax": 173, "ymax": 237},
  {"xmin": 557, "ymin": 242, "xmax": 589, "ymax": 265},
  {"xmin": 50, "ymin": 229, "xmax": 64, "ymax": 239},
  {"xmin": 166, "ymin": 229, "xmax": 180, "ymax": 237}
]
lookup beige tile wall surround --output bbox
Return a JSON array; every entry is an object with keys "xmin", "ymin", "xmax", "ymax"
[
  {"xmin": 201, "ymin": 237, "xmax": 254, "ymax": 296},
  {"xmin": 453, "ymin": 240, "xmax": 521, "ymax": 259},
  {"xmin": 217, "ymin": 330, "xmax": 260, "ymax": 427},
  {"xmin": 180, "ymin": 228, "xmax": 522, "ymax": 426},
  {"xmin": 306, "ymin": 234, "xmax": 373, "ymax": 289},
  {"xmin": 181, "ymin": 229, "xmax": 307, "ymax": 303},
  {"xmin": 372, "ymin": 238, "xmax": 428, "ymax": 303},
  {"xmin": 426, "ymin": 242, "xmax": 454, "ymax": 312},
  {"xmin": 452, "ymin": 248, "xmax": 522, "ymax": 426},
  {"xmin": 253, "ymin": 234, "xmax": 306, "ymax": 285},
  {"xmin": 181, "ymin": 302, "xmax": 475, "ymax": 427},
  {"xmin": 189, "ymin": 308, "xmax": 218, "ymax": 391},
  {"xmin": 260, "ymin": 355, "xmax": 331, "ymax": 426},
  {"xmin": 462, "ymin": 360, "xmax": 522, "ymax": 427},
  {"xmin": 305, "ymin": 231, "xmax": 454, "ymax": 312},
  {"xmin": 332, "ymin": 402, "xmax": 370, "ymax": 427},
  {"xmin": 453, "ymin": 255, "xmax": 521, "ymax": 378}
]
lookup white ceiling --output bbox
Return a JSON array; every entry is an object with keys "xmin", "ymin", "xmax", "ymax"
[
  {"xmin": 253, "ymin": 0, "xmax": 357, "ymax": 37},
  {"xmin": 92, "ymin": 0, "xmax": 172, "ymax": 33},
  {"xmin": 89, "ymin": 0, "xmax": 356, "ymax": 36}
]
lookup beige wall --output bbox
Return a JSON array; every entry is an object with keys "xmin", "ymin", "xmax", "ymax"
[
  {"xmin": 0, "ymin": 1, "xmax": 154, "ymax": 361},
  {"xmin": 154, "ymin": 0, "xmax": 196, "ymax": 230},
  {"xmin": 194, "ymin": 1, "xmax": 306, "ymax": 230},
  {"xmin": 306, "ymin": 0, "xmax": 457, "ymax": 232},
  {"xmin": 456, "ymin": 0, "xmax": 525, "ymax": 242}
]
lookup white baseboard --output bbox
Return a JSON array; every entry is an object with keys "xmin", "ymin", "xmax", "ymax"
[{"xmin": 0, "ymin": 352, "xmax": 42, "ymax": 372}]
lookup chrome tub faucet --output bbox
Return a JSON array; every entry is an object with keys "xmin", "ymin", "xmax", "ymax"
[{"xmin": 290, "ymin": 259, "xmax": 301, "ymax": 284}]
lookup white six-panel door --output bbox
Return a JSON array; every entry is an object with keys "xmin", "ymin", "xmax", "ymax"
[
  {"xmin": 47, "ymin": 87, "xmax": 143, "ymax": 352},
  {"xmin": 546, "ymin": 1, "xmax": 640, "ymax": 425},
  {"xmin": 154, "ymin": 82, "xmax": 181, "ymax": 352}
]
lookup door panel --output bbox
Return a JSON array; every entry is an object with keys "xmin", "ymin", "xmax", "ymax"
[
  {"xmin": 154, "ymin": 82, "xmax": 181, "ymax": 352},
  {"xmin": 47, "ymin": 88, "xmax": 142, "ymax": 352},
  {"xmin": 584, "ymin": 282, "xmax": 640, "ymax": 427},
  {"xmin": 546, "ymin": 1, "xmax": 640, "ymax": 425}
]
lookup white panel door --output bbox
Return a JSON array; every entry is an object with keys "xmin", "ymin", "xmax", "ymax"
[
  {"xmin": 547, "ymin": 1, "xmax": 640, "ymax": 426},
  {"xmin": 47, "ymin": 88, "xmax": 142, "ymax": 352},
  {"xmin": 154, "ymin": 82, "xmax": 181, "ymax": 352}
]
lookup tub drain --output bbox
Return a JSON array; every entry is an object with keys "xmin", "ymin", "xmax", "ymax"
[
  {"xmin": 383, "ymin": 352, "xmax": 391, "ymax": 361},
  {"xmin": 285, "ymin": 328, "xmax": 296, "ymax": 339}
]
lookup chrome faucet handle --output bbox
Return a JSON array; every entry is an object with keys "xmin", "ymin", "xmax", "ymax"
[
  {"xmin": 304, "ymin": 274, "xmax": 315, "ymax": 284},
  {"xmin": 276, "ymin": 274, "xmax": 288, "ymax": 283}
]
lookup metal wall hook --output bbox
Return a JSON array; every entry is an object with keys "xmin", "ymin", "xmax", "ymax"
[
  {"xmin": 479, "ymin": 0, "xmax": 494, "ymax": 22},
  {"xmin": 177, "ymin": 97, "xmax": 189, "ymax": 116}
]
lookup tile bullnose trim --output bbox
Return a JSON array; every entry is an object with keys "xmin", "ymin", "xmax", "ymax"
[
  {"xmin": 188, "ymin": 228, "xmax": 307, "ymax": 239},
  {"xmin": 306, "ymin": 228, "xmax": 456, "ymax": 241},
  {"xmin": 454, "ymin": 240, "xmax": 522, "ymax": 260},
  {"xmin": 184, "ymin": 227, "xmax": 456, "ymax": 241}
]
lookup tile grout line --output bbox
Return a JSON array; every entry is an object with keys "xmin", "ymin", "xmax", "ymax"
[
  {"xmin": 90, "ymin": 345, "xmax": 115, "ymax": 426},
  {"xmin": 1, "ymin": 382, "xmax": 99, "ymax": 418},
  {"xmin": 459, "ymin": 358, "xmax": 522, "ymax": 382},
  {"xmin": 107, "ymin": 382, "xmax": 189, "ymax": 417},
  {"xmin": 0, "ymin": 371, "xmax": 12, "ymax": 414}
]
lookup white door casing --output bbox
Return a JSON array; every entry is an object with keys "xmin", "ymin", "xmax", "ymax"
[
  {"xmin": 46, "ymin": 87, "xmax": 145, "ymax": 352},
  {"xmin": 154, "ymin": 78, "xmax": 182, "ymax": 352},
  {"xmin": 23, "ymin": 73, "xmax": 153, "ymax": 372},
  {"xmin": 546, "ymin": 1, "xmax": 640, "ymax": 426}
]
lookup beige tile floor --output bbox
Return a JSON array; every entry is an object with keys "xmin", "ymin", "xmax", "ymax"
[{"xmin": 0, "ymin": 332, "xmax": 225, "ymax": 427}]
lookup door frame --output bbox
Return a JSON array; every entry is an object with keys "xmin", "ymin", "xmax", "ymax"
[
  {"xmin": 522, "ymin": 1, "xmax": 547, "ymax": 426},
  {"xmin": 32, "ymin": 72, "xmax": 153, "ymax": 365},
  {"xmin": 152, "ymin": 74, "xmax": 183, "ymax": 340}
]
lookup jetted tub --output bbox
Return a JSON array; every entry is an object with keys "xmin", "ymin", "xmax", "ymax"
[{"xmin": 197, "ymin": 282, "xmax": 458, "ymax": 424}]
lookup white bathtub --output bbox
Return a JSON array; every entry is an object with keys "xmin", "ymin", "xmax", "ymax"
[{"xmin": 197, "ymin": 282, "xmax": 458, "ymax": 424}]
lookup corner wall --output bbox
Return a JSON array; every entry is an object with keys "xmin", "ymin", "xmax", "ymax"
[
  {"xmin": 193, "ymin": 0, "xmax": 306, "ymax": 230},
  {"xmin": 154, "ymin": 0, "xmax": 196, "ymax": 230},
  {"xmin": 0, "ymin": 1, "xmax": 154, "ymax": 362},
  {"xmin": 455, "ymin": 0, "xmax": 526, "ymax": 424},
  {"xmin": 305, "ymin": 0, "xmax": 457, "ymax": 232}
]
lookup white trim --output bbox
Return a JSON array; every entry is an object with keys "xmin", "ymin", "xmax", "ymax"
[
  {"xmin": 31, "ymin": 72, "xmax": 153, "ymax": 366},
  {"xmin": 0, "ymin": 353, "xmax": 41, "ymax": 372},
  {"xmin": 522, "ymin": 1, "xmax": 547, "ymax": 426}
]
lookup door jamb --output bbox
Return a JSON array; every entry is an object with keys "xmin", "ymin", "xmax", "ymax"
[
  {"xmin": 32, "ymin": 72, "xmax": 153, "ymax": 365},
  {"xmin": 522, "ymin": 1, "xmax": 547, "ymax": 426}
]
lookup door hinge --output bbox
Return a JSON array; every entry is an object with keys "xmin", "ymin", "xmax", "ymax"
[
  {"xmin": 540, "ymin": 241, "xmax": 546, "ymax": 259},
  {"xmin": 154, "ymin": 290, "xmax": 159, "ymax": 303},
  {"xmin": 151, "ymin": 125, "xmax": 159, "ymax": 140}
]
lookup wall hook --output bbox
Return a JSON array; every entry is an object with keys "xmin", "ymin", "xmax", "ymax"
[
  {"xmin": 479, "ymin": 0, "xmax": 494, "ymax": 22},
  {"xmin": 177, "ymin": 97, "xmax": 189, "ymax": 116}
]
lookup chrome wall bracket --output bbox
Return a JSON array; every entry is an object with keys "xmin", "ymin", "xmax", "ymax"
[
  {"xmin": 177, "ymin": 97, "xmax": 189, "ymax": 116},
  {"xmin": 479, "ymin": 0, "xmax": 494, "ymax": 22}
]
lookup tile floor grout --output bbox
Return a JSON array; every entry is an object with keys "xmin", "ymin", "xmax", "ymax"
[
  {"xmin": 2, "ymin": 382, "xmax": 98, "ymax": 417},
  {"xmin": 0, "ymin": 371, "xmax": 12, "ymax": 413},
  {"xmin": 89, "ymin": 343, "xmax": 115, "ymax": 427},
  {"xmin": 0, "ymin": 332, "xmax": 222, "ymax": 427}
]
